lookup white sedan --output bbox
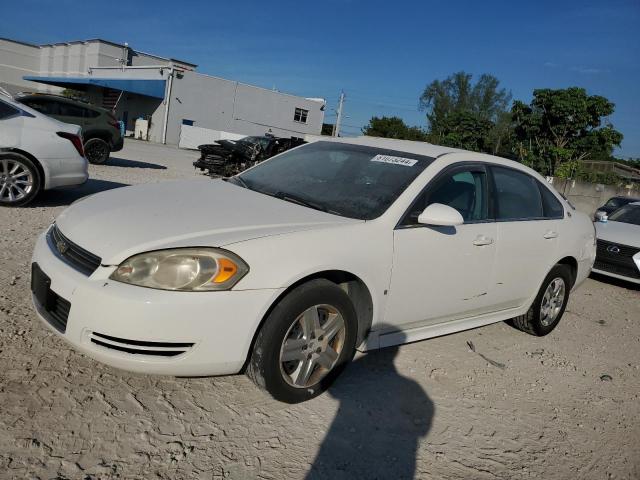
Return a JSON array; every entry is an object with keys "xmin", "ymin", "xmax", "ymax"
[
  {"xmin": 593, "ymin": 201, "xmax": 640, "ymax": 284},
  {"xmin": 31, "ymin": 137, "xmax": 596, "ymax": 403},
  {"xmin": 0, "ymin": 94, "xmax": 88, "ymax": 207}
]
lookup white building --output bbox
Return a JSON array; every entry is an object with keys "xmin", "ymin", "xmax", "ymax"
[{"xmin": 0, "ymin": 37, "xmax": 326, "ymax": 145}]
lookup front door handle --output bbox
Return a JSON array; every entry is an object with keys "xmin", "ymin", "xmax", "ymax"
[
  {"xmin": 473, "ymin": 235, "xmax": 494, "ymax": 246},
  {"xmin": 543, "ymin": 231, "xmax": 558, "ymax": 239}
]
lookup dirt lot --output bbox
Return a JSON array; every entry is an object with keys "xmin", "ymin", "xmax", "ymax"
[{"xmin": 1, "ymin": 140, "xmax": 639, "ymax": 480}]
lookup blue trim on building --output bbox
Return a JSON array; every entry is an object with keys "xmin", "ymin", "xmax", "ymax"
[{"xmin": 23, "ymin": 76, "xmax": 166, "ymax": 99}]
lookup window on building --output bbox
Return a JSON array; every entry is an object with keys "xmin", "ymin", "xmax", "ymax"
[
  {"xmin": 182, "ymin": 119, "xmax": 195, "ymax": 126},
  {"xmin": 294, "ymin": 107, "xmax": 308, "ymax": 123}
]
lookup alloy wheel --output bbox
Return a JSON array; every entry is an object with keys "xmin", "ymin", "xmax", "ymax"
[
  {"xmin": 279, "ymin": 304, "xmax": 346, "ymax": 388},
  {"xmin": 86, "ymin": 141, "xmax": 109, "ymax": 163},
  {"xmin": 540, "ymin": 277, "xmax": 565, "ymax": 326},
  {"xmin": 0, "ymin": 158, "xmax": 34, "ymax": 203}
]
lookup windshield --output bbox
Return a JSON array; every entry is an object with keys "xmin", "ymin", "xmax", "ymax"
[
  {"xmin": 239, "ymin": 136, "xmax": 270, "ymax": 149},
  {"xmin": 235, "ymin": 141, "xmax": 434, "ymax": 220},
  {"xmin": 608, "ymin": 203, "xmax": 640, "ymax": 225},
  {"xmin": 605, "ymin": 197, "xmax": 628, "ymax": 209}
]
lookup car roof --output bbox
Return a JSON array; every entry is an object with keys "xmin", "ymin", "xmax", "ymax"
[
  {"xmin": 311, "ymin": 135, "xmax": 465, "ymax": 158},
  {"xmin": 18, "ymin": 93, "xmax": 107, "ymax": 113}
]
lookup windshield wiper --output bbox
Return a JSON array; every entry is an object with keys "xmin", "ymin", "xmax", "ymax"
[
  {"xmin": 224, "ymin": 175, "xmax": 250, "ymax": 189},
  {"xmin": 272, "ymin": 191, "xmax": 332, "ymax": 213}
]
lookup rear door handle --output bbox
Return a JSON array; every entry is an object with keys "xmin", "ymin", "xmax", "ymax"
[
  {"xmin": 473, "ymin": 235, "xmax": 494, "ymax": 246},
  {"xmin": 543, "ymin": 231, "xmax": 558, "ymax": 239}
]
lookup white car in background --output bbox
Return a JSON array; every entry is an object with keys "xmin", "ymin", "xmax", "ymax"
[
  {"xmin": 593, "ymin": 202, "xmax": 640, "ymax": 284},
  {"xmin": 30, "ymin": 137, "xmax": 596, "ymax": 403},
  {"xmin": 0, "ymin": 93, "xmax": 88, "ymax": 207}
]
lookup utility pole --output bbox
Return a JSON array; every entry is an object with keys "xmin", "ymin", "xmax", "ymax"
[{"xmin": 333, "ymin": 90, "xmax": 345, "ymax": 137}]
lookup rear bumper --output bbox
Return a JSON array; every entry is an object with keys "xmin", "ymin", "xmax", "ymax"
[
  {"xmin": 111, "ymin": 135, "xmax": 124, "ymax": 152},
  {"xmin": 43, "ymin": 154, "xmax": 89, "ymax": 190}
]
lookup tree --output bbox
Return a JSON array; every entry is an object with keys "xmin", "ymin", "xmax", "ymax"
[
  {"xmin": 511, "ymin": 87, "xmax": 623, "ymax": 176},
  {"xmin": 419, "ymin": 72, "xmax": 512, "ymax": 154},
  {"xmin": 362, "ymin": 116, "xmax": 427, "ymax": 141}
]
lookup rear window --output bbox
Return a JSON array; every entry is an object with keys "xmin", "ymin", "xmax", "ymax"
[
  {"xmin": 538, "ymin": 183, "xmax": 564, "ymax": 218},
  {"xmin": 0, "ymin": 100, "xmax": 19, "ymax": 119}
]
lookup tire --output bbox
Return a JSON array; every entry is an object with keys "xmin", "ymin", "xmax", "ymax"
[
  {"xmin": 247, "ymin": 279, "xmax": 358, "ymax": 403},
  {"xmin": 511, "ymin": 264, "xmax": 572, "ymax": 336},
  {"xmin": 84, "ymin": 138, "xmax": 110, "ymax": 164},
  {"xmin": 0, "ymin": 153, "xmax": 41, "ymax": 207}
]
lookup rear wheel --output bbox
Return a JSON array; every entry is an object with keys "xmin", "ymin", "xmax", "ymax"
[
  {"xmin": 511, "ymin": 264, "xmax": 572, "ymax": 336},
  {"xmin": 247, "ymin": 279, "xmax": 358, "ymax": 403},
  {"xmin": 84, "ymin": 138, "xmax": 110, "ymax": 164},
  {"xmin": 0, "ymin": 154, "xmax": 41, "ymax": 207}
]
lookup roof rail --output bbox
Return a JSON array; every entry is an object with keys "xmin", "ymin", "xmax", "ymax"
[{"xmin": 0, "ymin": 86, "xmax": 12, "ymax": 99}]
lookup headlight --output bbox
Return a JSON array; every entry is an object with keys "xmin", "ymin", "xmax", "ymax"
[{"xmin": 109, "ymin": 248, "xmax": 249, "ymax": 291}]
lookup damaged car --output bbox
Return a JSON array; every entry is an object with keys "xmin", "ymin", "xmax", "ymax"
[
  {"xmin": 193, "ymin": 135, "xmax": 305, "ymax": 177},
  {"xmin": 31, "ymin": 137, "xmax": 595, "ymax": 403}
]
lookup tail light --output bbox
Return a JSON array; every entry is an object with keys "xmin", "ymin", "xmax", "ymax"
[
  {"xmin": 57, "ymin": 132, "xmax": 85, "ymax": 157},
  {"xmin": 107, "ymin": 112, "xmax": 119, "ymax": 130}
]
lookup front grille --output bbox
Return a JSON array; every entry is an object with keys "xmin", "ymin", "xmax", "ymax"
[
  {"xmin": 594, "ymin": 239, "xmax": 640, "ymax": 279},
  {"xmin": 89, "ymin": 331, "xmax": 194, "ymax": 357},
  {"xmin": 47, "ymin": 224, "xmax": 101, "ymax": 276}
]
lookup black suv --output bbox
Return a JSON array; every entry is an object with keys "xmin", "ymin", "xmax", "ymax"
[{"xmin": 17, "ymin": 94, "xmax": 123, "ymax": 164}]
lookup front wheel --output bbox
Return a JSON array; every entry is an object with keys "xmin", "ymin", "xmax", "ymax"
[
  {"xmin": 247, "ymin": 279, "xmax": 358, "ymax": 403},
  {"xmin": 511, "ymin": 264, "xmax": 572, "ymax": 336},
  {"xmin": 84, "ymin": 138, "xmax": 110, "ymax": 164}
]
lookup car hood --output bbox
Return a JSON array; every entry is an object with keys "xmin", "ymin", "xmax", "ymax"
[
  {"xmin": 55, "ymin": 179, "xmax": 358, "ymax": 265},
  {"xmin": 595, "ymin": 220, "xmax": 640, "ymax": 247}
]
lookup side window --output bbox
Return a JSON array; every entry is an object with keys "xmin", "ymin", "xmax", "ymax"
[
  {"xmin": 0, "ymin": 100, "xmax": 19, "ymax": 120},
  {"xmin": 492, "ymin": 166, "xmax": 543, "ymax": 220},
  {"xmin": 83, "ymin": 108, "xmax": 100, "ymax": 119},
  {"xmin": 58, "ymin": 102, "xmax": 85, "ymax": 117},
  {"xmin": 403, "ymin": 168, "xmax": 488, "ymax": 225},
  {"xmin": 538, "ymin": 182, "xmax": 564, "ymax": 218},
  {"xmin": 22, "ymin": 99, "xmax": 58, "ymax": 115}
]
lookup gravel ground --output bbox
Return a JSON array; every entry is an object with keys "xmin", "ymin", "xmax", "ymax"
[{"xmin": 1, "ymin": 140, "xmax": 639, "ymax": 480}]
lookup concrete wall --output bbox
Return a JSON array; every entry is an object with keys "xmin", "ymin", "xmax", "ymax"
[
  {"xmin": 167, "ymin": 70, "xmax": 324, "ymax": 145},
  {"xmin": 0, "ymin": 39, "xmax": 52, "ymax": 94},
  {"xmin": 548, "ymin": 177, "xmax": 640, "ymax": 216}
]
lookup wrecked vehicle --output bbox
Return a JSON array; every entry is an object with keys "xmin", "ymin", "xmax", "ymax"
[{"xmin": 193, "ymin": 135, "xmax": 306, "ymax": 177}]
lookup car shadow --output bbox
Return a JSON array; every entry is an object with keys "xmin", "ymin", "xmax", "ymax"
[
  {"xmin": 589, "ymin": 272, "xmax": 640, "ymax": 291},
  {"xmin": 31, "ymin": 179, "xmax": 130, "ymax": 207},
  {"xmin": 306, "ymin": 329, "xmax": 434, "ymax": 480},
  {"xmin": 107, "ymin": 157, "xmax": 167, "ymax": 170}
]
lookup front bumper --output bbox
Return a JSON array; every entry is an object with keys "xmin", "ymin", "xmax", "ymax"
[{"xmin": 31, "ymin": 230, "xmax": 283, "ymax": 376}]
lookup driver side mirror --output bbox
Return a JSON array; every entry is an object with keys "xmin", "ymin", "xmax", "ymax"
[
  {"xmin": 418, "ymin": 203, "xmax": 464, "ymax": 227},
  {"xmin": 594, "ymin": 210, "xmax": 608, "ymax": 223}
]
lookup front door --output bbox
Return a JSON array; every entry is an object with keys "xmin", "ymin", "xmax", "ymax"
[{"xmin": 384, "ymin": 164, "xmax": 497, "ymax": 329}]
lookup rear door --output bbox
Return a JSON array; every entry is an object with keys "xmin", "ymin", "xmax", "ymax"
[{"xmin": 489, "ymin": 166, "xmax": 562, "ymax": 309}]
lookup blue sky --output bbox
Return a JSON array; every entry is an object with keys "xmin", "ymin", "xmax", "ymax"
[{"xmin": 3, "ymin": 0, "xmax": 639, "ymax": 157}]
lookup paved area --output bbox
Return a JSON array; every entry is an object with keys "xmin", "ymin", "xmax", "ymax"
[{"xmin": 1, "ymin": 140, "xmax": 639, "ymax": 479}]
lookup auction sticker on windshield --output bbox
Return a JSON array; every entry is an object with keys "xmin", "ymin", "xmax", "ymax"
[{"xmin": 371, "ymin": 154, "xmax": 418, "ymax": 167}]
